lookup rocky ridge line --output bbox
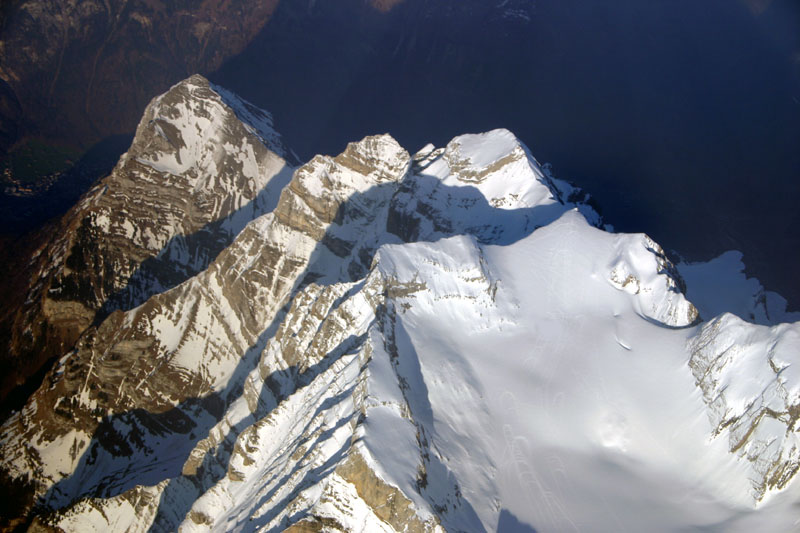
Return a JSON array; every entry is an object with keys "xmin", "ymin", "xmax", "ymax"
[{"xmin": 0, "ymin": 112, "xmax": 597, "ymax": 529}]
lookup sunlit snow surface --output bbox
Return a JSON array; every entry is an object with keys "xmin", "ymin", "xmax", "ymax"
[
  {"xmin": 13, "ymin": 127, "xmax": 800, "ymax": 532},
  {"xmin": 369, "ymin": 213, "xmax": 800, "ymax": 532}
]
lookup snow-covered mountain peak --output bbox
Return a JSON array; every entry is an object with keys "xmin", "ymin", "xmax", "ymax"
[
  {"xmin": 607, "ymin": 230, "xmax": 698, "ymax": 327},
  {"xmin": 444, "ymin": 128, "xmax": 522, "ymax": 176},
  {"xmin": 128, "ymin": 74, "xmax": 289, "ymax": 178},
  {"xmin": 46, "ymin": 73, "xmax": 294, "ymax": 313},
  {"xmin": 391, "ymin": 130, "xmax": 601, "ymax": 247},
  {"xmin": 435, "ymin": 129, "xmax": 551, "ymax": 204},
  {"xmin": 268, "ymin": 134, "xmax": 410, "ymax": 282},
  {"xmin": 333, "ymin": 134, "xmax": 411, "ymax": 184}
]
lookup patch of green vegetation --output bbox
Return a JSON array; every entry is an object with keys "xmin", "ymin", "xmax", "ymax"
[{"xmin": 1, "ymin": 139, "xmax": 81, "ymax": 184}]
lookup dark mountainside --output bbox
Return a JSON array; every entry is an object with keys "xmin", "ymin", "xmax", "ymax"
[
  {"xmin": 0, "ymin": 0, "xmax": 798, "ymax": 301},
  {"xmin": 0, "ymin": 0, "xmax": 280, "ymax": 155}
]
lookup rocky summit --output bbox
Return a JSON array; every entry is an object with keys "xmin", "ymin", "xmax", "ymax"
[{"xmin": 1, "ymin": 76, "xmax": 800, "ymax": 532}]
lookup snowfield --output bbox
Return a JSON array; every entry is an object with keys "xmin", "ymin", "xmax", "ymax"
[{"xmin": 366, "ymin": 212, "xmax": 800, "ymax": 531}]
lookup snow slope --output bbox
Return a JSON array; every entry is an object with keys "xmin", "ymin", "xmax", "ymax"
[{"xmin": 366, "ymin": 212, "xmax": 800, "ymax": 531}]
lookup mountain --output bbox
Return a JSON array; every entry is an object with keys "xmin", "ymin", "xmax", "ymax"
[
  {"xmin": 0, "ymin": 74, "xmax": 293, "ymax": 416},
  {"xmin": 1, "ymin": 78, "xmax": 800, "ymax": 532},
  {"xmin": 3, "ymin": 0, "xmax": 799, "ymax": 309}
]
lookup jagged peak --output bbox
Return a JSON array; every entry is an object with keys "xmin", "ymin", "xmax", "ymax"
[
  {"xmin": 178, "ymin": 73, "xmax": 211, "ymax": 88},
  {"xmin": 126, "ymin": 74, "xmax": 289, "ymax": 176},
  {"xmin": 408, "ymin": 128, "xmax": 590, "ymax": 227},
  {"xmin": 279, "ymin": 134, "xmax": 409, "ymax": 208},
  {"xmin": 333, "ymin": 133, "xmax": 411, "ymax": 183}
]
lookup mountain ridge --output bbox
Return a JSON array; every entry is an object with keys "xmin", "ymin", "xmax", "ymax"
[{"xmin": 1, "ymin": 76, "xmax": 799, "ymax": 532}]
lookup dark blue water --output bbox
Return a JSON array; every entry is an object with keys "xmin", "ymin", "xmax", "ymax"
[{"xmin": 215, "ymin": 0, "xmax": 797, "ymax": 307}]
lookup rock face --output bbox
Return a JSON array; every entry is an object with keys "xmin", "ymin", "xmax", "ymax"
[
  {"xmin": 2, "ymin": 77, "xmax": 800, "ymax": 532},
  {"xmin": 689, "ymin": 313, "xmax": 800, "ymax": 501},
  {"xmin": 0, "ymin": 74, "xmax": 292, "ymax": 413}
]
